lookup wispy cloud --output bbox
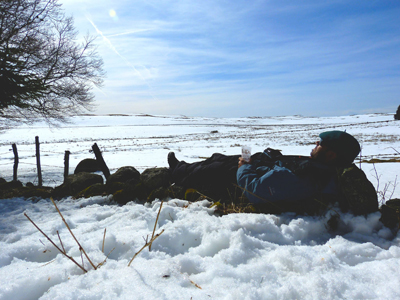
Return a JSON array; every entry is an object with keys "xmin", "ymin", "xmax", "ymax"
[
  {"xmin": 105, "ymin": 28, "xmax": 154, "ymax": 38},
  {"xmin": 59, "ymin": 0, "xmax": 400, "ymax": 117}
]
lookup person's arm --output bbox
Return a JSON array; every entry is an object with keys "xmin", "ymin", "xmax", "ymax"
[
  {"xmin": 237, "ymin": 163, "xmax": 270, "ymax": 204},
  {"xmin": 237, "ymin": 163, "xmax": 316, "ymax": 204}
]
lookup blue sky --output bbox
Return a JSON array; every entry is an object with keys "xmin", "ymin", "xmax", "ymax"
[{"xmin": 60, "ymin": 0, "xmax": 400, "ymax": 117}]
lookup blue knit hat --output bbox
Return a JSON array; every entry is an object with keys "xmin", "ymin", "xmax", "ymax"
[{"xmin": 319, "ymin": 131, "xmax": 360, "ymax": 165}]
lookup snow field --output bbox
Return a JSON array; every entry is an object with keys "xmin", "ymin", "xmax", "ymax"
[
  {"xmin": 1, "ymin": 196, "xmax": 400, "ymax": 299},
  {"xmin": 1, "ymin": 113, "xmax": 400, "ymax": 299}
]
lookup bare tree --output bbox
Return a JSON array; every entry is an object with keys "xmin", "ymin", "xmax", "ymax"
[{"xmin": 0, "ymin": 0, "xmax": 105, "ymax": 125}]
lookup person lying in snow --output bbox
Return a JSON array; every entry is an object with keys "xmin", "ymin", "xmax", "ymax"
[{"xmin": 167, "ymin": 131, "xmax": 378, "ymax": 215}]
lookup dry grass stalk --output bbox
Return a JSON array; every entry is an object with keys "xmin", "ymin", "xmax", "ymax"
[
  {"xmin": 24, "ymin": 213, "xmax": 88, "ymax": 273},
  {"xmin": 185, "ymin": 189, "xmax": 216, "ymax": 202},
  {"xmin": 25, "ymin": 200, "xmax": 127, "ymax": 272},
  {"xmin": 97, "ymin": 247, "xmax": 116, "ymax": 268},
  {"xmin": 57, "ymin": 230, "xmax": 65, "ymax": 252},
  {"xmin": 102, "ymin": 228, "xmax": 106, "ymax": 253},
  {"xmin": 189, "ymin": 278, "xmax": 202, "ymax": 289},
  {"xmin": 372, "ymin": 162, "xmax": 381, "ymax": 196},
  {"xmin": 50, "ymin": 198, "xmax": 97, "ymax": 270},
  {"xmin": 40, "ymin": 259, "xmax": 56, "ymax": 268},
  {"xmin": 80, "ymin": 251, "xmax": 85, "ymax": 269},
  {"xmin": 128, "ymin": 229, "xmax": 165, "ymax": 267},
  {"xmin": 373, "ymin": 163, "xmax": 398, "ymax": 203},
  {"xmin": 390, "ymin": 176, "xmax": 398, "ymax": 200},
  {"xmin": 149, "ymin": 201, "xmax": 163, "ymax": 251}
]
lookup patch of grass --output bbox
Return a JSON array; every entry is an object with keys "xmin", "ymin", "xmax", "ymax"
[
  {"xmin": 362, "ymin": 158, "xmax": 400, "ymax": 163},
  {"xmin": 212, "ymin": 202, "xmax": 257, "ymax": 215}
]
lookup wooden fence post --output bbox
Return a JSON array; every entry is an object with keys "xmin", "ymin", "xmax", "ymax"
[
  {"xmin": 92, "ymin": 143, "xmax": 110, "ymax": 179},
  {"xmin": 12, "ymin": 143, "xmax": 18, "ymax": 182},
  {"xmin": 64, "ymin": 150, "xmax": 70, "ymax": 183},
  {"xmin": 35, "ymin": 136, "xmax": 42, "ymax": 187}
]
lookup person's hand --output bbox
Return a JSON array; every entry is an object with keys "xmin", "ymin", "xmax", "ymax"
[{"xmin": 238, "ymin": 157, "xmax": 250, "ymax": 168}]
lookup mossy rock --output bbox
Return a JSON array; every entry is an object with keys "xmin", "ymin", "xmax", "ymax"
[
  {"xmin": 52, "ymin": 184, "xmax": 70, "ymax": 199},
  {"xmin": 111, "ymin": 182, "xmax": 147, "ymax": 205},
  {"xmin": 53, "ymin": 172, "xmax": 104, "ymax": 199},
  {"xmin": 0, "ymin": 180, "xmax": 23, "ymax": 191},
  {"xmin": 76, "ymin": 183, "xmax": 106, "ymax": 198},
  {"xmin": 140, "ymin": 167, "xmax": 172, "ymax": 192},
  {"xmin": 107, "ymin": 166, "xmax": 140, "ymax": 185},
  {"xmin": 146, "ymin": 184, "xmax": 187, "ymax": 202},
  {"xmin": 112, "ymin": 189, "xmax": 135, "ymax": 205},
  {"xmin": 147, "ymin": 187, "xmax": 169, "ymax": 201},
  {"xmin": 20, "ymin": 186, "xmax": 53, "ymax": 199},
  {"xmin": 380, "ymin": 198, "xmax": 400, "ymax": 229},
  {"xmin": 336, "ymin": 164, "xmax": 379, "ymax": 215},
  {"xmin": 106, "ymin": 182, "xmax": 130, "ymax": 194},
  {"xmin": 131, "ymin": 182, "xmax": 147, "ymax": 200},
  {"xmin": 74, "ymin": 158, "xmax": 101, "ymax": 174},
  {"xmin": 168, "ymin": 185, "xmax": 186, "ymax": 200},
  {"xmin": 0, "ymin": 184, "xmax": 53, "ymax": 199}
]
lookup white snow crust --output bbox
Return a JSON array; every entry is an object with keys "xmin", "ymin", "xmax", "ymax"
[{"xmin": 1, "ymin": 114, "xmax": 399, "ymax": 299}]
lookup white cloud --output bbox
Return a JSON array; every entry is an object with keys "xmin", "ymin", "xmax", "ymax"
[{"xmin": 59, "ymin": 0, "xmax": 400, "ymax": 117}]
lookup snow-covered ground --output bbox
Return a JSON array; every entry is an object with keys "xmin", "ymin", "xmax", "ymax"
[{"xmin": 0, "ymin": 113, "xmax": 399, "ymax": 299}]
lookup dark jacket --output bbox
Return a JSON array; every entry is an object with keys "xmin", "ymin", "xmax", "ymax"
[
  {"xmin": 171, "ymin": 153, "xmax": 240, "ymax": 189},
  {"xmin": 170, "ymin": 149, "xmax": 377, "ymax": 215},
  {"xmin": 237, "ymin": 150, "xmax": 339, "ymax": 204}
]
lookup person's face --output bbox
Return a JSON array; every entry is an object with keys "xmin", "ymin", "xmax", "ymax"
[{"xmin": 310, "ymin": 140, "xmax": 336, "ymax": 163}]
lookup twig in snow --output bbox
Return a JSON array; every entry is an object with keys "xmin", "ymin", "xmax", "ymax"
[
  {"xmin": 97, "ymin": 247, "xmax": 116, "ymax": 268},
  {"xmin": 57, "ymin": 231, "xmax": 65, "ymax": 253},
  {"xmin": 372, "ymin": 164, "xmax": 397, "ymax": 203},
  {"xmin": 149, "ymin": 201, "xmax": 163, "ymax": 251},
  {"xmin": 388, "ymin": 175, "xmax": 398, "ymax": 201},
  {"xmin": 24, "ymin": 213, "xmax": 87, "ymax": 273},
  {"xmin": 372, "ymin": 163, "xmax": 384, "ymax": 200},
  {"xmin": 372, "ymin": 162, "xmax": 380, "ymax": 196},
  {"xmin": 50, "ymin": 198, "xmax": 97, "ymax": 270},
  {"xmin": 128, "ymin": 229, "xmax": 165, "ymax": 267},
  {"xmin": 102, "ymin": 228, "xmax": 106, "ymax": 253},
  {"xmin": 40, "ymin": 259, "xmax": 56, "ymax": 268},
  {"xmin": 189, "ymin": 278, "xmax": 202, "ymax": 289},
  {"xmin": 80, "ymin": 250, "xmax": 85, "ymax": 269}
]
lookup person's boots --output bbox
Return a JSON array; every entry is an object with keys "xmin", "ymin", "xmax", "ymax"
[{"xmin": 167, "ymin": 152, "xmax": 179, "ymax": 170}]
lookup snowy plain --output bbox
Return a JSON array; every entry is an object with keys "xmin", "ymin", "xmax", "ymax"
[{"xmin": 0, "ymin": 113, "xmax": 399, "ymax": 300}]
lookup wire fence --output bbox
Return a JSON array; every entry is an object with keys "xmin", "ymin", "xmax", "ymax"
[
  {"xmin": 1, "ymin": 138, "xmax": 110, "ymax": 188},
  {"xmin": 1, "ymin": 137, "xmax": 77, "ymax": 186}
]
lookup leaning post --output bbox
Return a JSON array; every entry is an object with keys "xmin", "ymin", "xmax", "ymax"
[
  {"xmin": 12, "ymin": 143, "xmax": 19, "ymax": 182},
  {"xmin": 35, "ymin": 136, "xmax": 43, "ymax": 187},
  {"xmin": 92, "ymin": 143, "xmax": 110, "ymax": 180},
  {"xmin": 64, "ymin": 150, "xmax": 70, "ymax": 183}
]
